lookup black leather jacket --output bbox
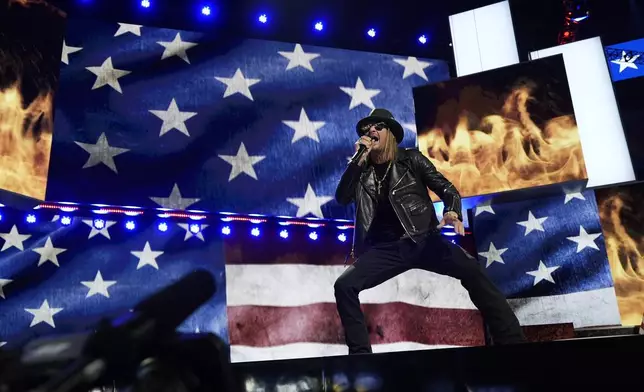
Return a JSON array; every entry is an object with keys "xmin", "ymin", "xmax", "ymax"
[{"xmin": 335, "ymin": 148, "xmax": 462, "ymax": 257}]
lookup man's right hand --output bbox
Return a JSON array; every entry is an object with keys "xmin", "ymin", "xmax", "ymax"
[{"xmin": 354, "ymin": 135, "xmax": 373, "ymax": 165}]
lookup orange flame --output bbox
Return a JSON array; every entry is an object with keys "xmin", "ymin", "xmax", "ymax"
[
  {"xmin": 0, "ymin": 82, "xmax": 54, "ymax": 200},
  {"xmin": 418, "ymin": 85, "xmax": 587, "ymax": 200},
  {"xmin": 598, "ymin": 190, "xmax": 644, "ymax": 325}
]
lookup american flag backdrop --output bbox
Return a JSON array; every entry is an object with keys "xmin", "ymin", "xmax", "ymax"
[
  {"xmin": 0, "ymin": 208, "xmax": 228, "ymax": 349},
  {"xmin": 48, "ymin": 18, "xmax": 449, "ymax": 220},
  {"xmin": 472, "ymin": 189, "xmax": 621, "ymax": 328}
]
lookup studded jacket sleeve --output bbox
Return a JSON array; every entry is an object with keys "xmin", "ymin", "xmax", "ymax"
[
  {"xmin": 410, "ymin": 150, "xmax": 463, "ymax": 221},
  {"xmin": 335, "ymin": 162, "xmax": 363, "ymax": 205}
]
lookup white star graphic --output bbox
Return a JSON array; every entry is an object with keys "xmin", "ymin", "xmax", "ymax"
[
  {"xmin": 149, "ymin": 98, "xmax": 197, "ymax": 137},
  {"xmin": 339, "ymin": 77, "xmax": 381, "ymax": 110},
  {"xmin": 402, "ymin": 123, "xmax": 417, "ymax": 134},
  {"xmin": 81, "ymin": 271, "xmax": 117, "ymax": 298},
  {"xmin": 75, "ymin": 133, "xmax": 129, "ymax": 173},
  {"xmin": 475, "ymin": 202, "xmax": 495, "ymax": 216},
  {"xmin": 25, "ymin": 300, "xmax": 63, "ymax": 328},
  {"xmin": 114, "ymin": 22, "xmax": 142, "ymax": 37},
  {"xmin": 82, "ymin": 219, "xmax": 117, "ymax": 240},
  {"xmin": 0, "ymin": 278, "xmax": 12, "ymax": 299},
  {"xmin": 0, "ymin": 342, "xmax": 5, "ymax": 348},
  {"xmin": 131, "ymin": 242, "xmax": 164, "ymax": 270},
  {"xmin": 478, "ymin": 242, "xmax": 508, "ymax": 268},
  {"xmin": 393, "ymin": 56, "xmax": 432, "ymax": 80},
  {"xmin": 282, "ymin": 108, "xmax": 326, "ymax": 143},
  {"xmin": 61, "ymin": 40, "xmax": 82, "ymax": 65},
  {"xmin": 611, "ymin": 51, "xmax": 639, "ymax": 73},
  {"xmin": 567, "ymin": 226, "xmax": 601, "ymax": 253},
  {"xmin": 218, "ymin": 142, "xmax": 265, "ymax": 181},
  {"xmin": 177, "ymin": 223, "xmax": 209, "ymax": 241},
  {"xmin": 287, "ymin": 184, "xmax": 334, "ymax": 218},
  {"xmin": 150, "ymin": 183, "xmax": 200, "ymax": 210},
  {"xmin": 33, "ymin": 237, "xmax": 67, "ymax": 267},
  {"xmin": 564, "ymin": 191, "xmax": 586, "ymax": 204},
  {"xmin": 157, "ymin": 33, "xmax": 198, "ymax": 64},
  {"xmin": 0, "ymin": 225, "xmax": 31, "ymax": 251},
  {"xmin": 278, "ymin": 44, "xmax": 321, "ymax": 72},
  {"xmin": 215, "ymin": 68, "xmax": 261, "ymax": 101},
  {"xmin": 516, "ymin": 211, "xmax": 547, "ymax": 236},
  {"xmin": 86, "ymin": 57, "xmax": 131, "ymax": 94},
  {"xmin": 526, "ymin": 261, "xmax": 560, "ymax": 286}
]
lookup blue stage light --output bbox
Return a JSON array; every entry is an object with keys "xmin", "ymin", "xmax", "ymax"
[
  {"xmin": 125, "ymin": 220, "xmax": 136, "ymax": 230},
  {"xmin": 158, "ymin": 222, "xmax": 168, "ymax": 232},
  {"xmin": 258, "ymin": 14, "xmax": 268, "ymax": 24},
  {"xmin": 189, "ymin": 223, "xmax": 201, "ymax": 234},
  {"xmin": 201, "ymin": 6, "xmax": 211, "ymax": 16},
  {"xmin": 367, "ymin": 28, "xmax": 376, "ymax": 38},
  {"xmin": 221, "ymin": 226, "xmax": 231, "ymax": 235},
  {"xmin": 140, "ymin": 0, "xmax": 151, "ymax": 8},
  {"xmin": 338, "ymin": 233, "xmax": 347, "ymax": 242},
  {"xmin": 418, "ymin": 34, "xmax": 427, "ymax": 44},
  {"xmin": 251, "ymin": 227, "xmax": 260, "ymax": 237},
  {"xmin": 26, "ymin": 214, "xmax": 36, "ymax": 224},
  {"xmin": 279, "ymin": 229, "xmax": 289, "ymax": 239},
  {"xmin": 314, "ymin": 21, "xmax": 324, "ymax": 31},
  {"xmin": 61, "ymin": 216, "xmax": 72, "ymax": 226},
  {"xmin": 93, "ymin": 219, "xmax": 105, "ymax": 229},
  {"xmin": 309, "ymin": 231, "xmax": 318, "ymax": 241}
]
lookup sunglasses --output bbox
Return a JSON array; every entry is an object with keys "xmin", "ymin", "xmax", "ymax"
[{"xmin": 360, "ymin": 122, "xmax": 388, "ymax": 134}]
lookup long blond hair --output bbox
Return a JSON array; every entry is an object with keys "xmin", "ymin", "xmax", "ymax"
[{"xmin": 369, "ymin": 129, "xmax": 398, "ymax": 164}]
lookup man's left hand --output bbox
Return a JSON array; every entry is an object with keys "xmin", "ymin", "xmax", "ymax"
[{"xmin": 437, "ymin": 212, "xmax": 465, "ymax": 236}]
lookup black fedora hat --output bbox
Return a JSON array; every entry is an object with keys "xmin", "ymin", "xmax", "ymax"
[{"xmin": 356, "ymin": 108, "xmax": 404, "ymax": 144}]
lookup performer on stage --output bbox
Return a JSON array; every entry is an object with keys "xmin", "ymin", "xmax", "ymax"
[{"xmin": 334, "ymin": 108, "xmax": 526, "ymax": 354}]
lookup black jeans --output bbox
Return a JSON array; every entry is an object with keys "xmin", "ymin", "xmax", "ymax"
[{"xmin": 334, "ymin": 234, "xmax": 525, "ymax": 354}]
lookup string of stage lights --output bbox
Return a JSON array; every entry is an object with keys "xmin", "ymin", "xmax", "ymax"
[{"xmin": 137, "ymin": 0, "xmax": 430, "ymax": 45}]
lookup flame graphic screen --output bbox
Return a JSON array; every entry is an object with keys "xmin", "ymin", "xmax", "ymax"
[
  {"xmin": 413, "ymin": 55, "xmax": 587, "ymax": 201},
  {"xmin": 596, "ymin": 185, "xmax": 644, "ymax": 325},
  {"xmin": 0, "ymin": 0, "xmax": 64, "ymax": 200}
]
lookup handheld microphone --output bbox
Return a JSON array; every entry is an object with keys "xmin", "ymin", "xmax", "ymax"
[{"xmin": 350, "ymin": 136, "xmax": 376, "ymax": 164}]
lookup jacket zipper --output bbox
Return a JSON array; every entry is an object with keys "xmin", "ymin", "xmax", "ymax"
[{"xmin": 390, "ymin": 170, "xmax": 417, "ymax": 242}]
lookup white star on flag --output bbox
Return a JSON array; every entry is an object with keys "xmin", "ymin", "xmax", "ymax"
[
  {"xmin": 33, "ymin": 237, "xmax": 67, "ymax": 267},
  {"xmin": 478, "ymin": 242, "xmax": 507, "ymax": 268},
  {"xmin": 0, "ymin": 278, "xmax": 12, "ymax": 299},
  {"xmin": 526, "ymin": 261, "xmax": 560, "ymax": 286},
  {"xmin": 340, "ymin": 77, "xmax": 381, "ymax": 110},
  {"xmin": 82, "ymin": 219, "xmax": 117, "ymax": 240},
  {"xmin": 25, "ymin": 300, "xmax": 63, "ymax": 328},
  {"xmin": 215, "ymin": 68, "xmax": 261, "ymax": 101},
  {"xmin": 287, "ymin": 184, "xmax": 334, "ymax": 218},
  {"xmin": 282, "ymin": 108, "xmax": 326, "ymax": 143},
  {"xmin": 611, "ymin": 51, "xmax": 639, "ymax": 73},
  {"xmin": 393, "ymin": 56, "xmax": 432, "ymax": 80},
  {"xmin": 86, "ymin": 57, "xmax": 131, "ymax": 94},
  {"xmin": 0, "ymin": 225, "xmax": 31, "ymax": 252},
  {"xmin": 150, "ymin": 184, "xmax": 200, "ymax": 210},
  {"xmin": 218, "ymin": 142, "xmax": 265, "ymax": 181},
  {"xmin": 517, "ymin": 211, "xmax": 547, "ymax": 236},
  {"xmin": 114, "ymin": 22, "xmax": 142, "ymax": 37},
  {"xmin": 157, "ymin": 33, "xmax": 198, "ymax": 64},
  {"xmin": 75, "ymin": 133, "xmax": 129, "ymax": 173},
  {"xmin": 149, "ymin": 98, "xmax": 198, "ymax": 137},
  {"xmin": 564, "ymin": 191, "xmax": 586, "ymax": 204},
  {"xmin": 81, "ymin": 271, "xmax": 117, "ymax": 298},
  {"xmin": 0, "ymin": 342, "xmax": 5, "ymax": 348},
  {"xmin": 402, "ymin": 123, "xmax": 417, "ymax": 134},
  {"xmin": 131, "ymin": 242, "xmax": 164, "ymax": 270},
  {"xmin": 278, "ymin": 44, "xmax": 321, "ymax": 72},
  {"xmin": 61, "ymin": 40, "xmax": 82, "ymax": 65},
  {"xmin": 177, "ymin": 223, "xmax": 209, "ymax": 241},
  {"xmin": 567, "ymin": 226, "xmax": 601, "ymax": 253},
  {"xmin": 475, "ymin": 201, "xmax": 495, "ymax": 216}
]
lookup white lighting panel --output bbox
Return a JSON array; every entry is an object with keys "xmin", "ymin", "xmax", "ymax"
[{"xmin": 530, "ymin": 38, "xmax": 635, "ymax": 188}]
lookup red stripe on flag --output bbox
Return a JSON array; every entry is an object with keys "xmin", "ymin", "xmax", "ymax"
[
  {"xmin": 224, "ymin": 238, "xmax": 348, "ymax": 265},
  {"xmin": 228, "ymin": 302, "xmax": 485, "ymax": 347}
]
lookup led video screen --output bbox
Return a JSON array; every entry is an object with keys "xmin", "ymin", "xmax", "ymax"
[
  {"xmin": 605, "ymin": 37, "xmax": 644, "ymax": 82},
  {"xmin": 413, "ymin": 55, "xmax": 586, "ymax": 201}
]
